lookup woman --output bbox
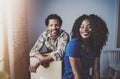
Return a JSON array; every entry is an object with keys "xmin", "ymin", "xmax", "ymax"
[{"xmin": 62, "ymin": 14, "xmax": 109, "ymax": 79}]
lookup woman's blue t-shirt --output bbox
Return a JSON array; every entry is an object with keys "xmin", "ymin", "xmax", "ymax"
[{"xmin": 62, "ymin": 38, "xmax": 100, "ymax": 79}]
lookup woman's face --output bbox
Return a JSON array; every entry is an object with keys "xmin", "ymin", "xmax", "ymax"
[
  {"xmin": 79, "ymin": 19, "xmax": 92, "ymax": 39},
  {"xmin": 47, "ymin": 19, "xmax": 61, "ymax": 37}
]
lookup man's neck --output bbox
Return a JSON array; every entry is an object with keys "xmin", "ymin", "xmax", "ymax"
[{"xmin": 51, "ymin": 36, "xmax": 58, "ymax": 41}]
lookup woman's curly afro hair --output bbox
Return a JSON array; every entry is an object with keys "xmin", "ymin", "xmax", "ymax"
[{"xmin": 71, "ymin": 14, "xmax": 109, "ymax": 53}]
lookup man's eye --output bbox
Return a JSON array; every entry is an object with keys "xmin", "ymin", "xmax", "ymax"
[
  {"xmin": 55, "ymin": 24, "xmax": 59, "ymax": 26},
  {"xmin": 50, "ymin": 25, "xmax": 53, "ymax": 26}
]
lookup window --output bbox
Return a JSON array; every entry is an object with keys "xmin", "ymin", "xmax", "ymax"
[
  {"xmin": 117, "ymin": 3, "xmax": 120, "ymax": 48},
  {"xmin": 0, "ymin": 6, "xmax": 4, "ymax": 71}
]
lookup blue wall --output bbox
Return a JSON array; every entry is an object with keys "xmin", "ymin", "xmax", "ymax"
[{"xmin": 28, "ymin": 0, "xmax": 119, "ymax": 78}]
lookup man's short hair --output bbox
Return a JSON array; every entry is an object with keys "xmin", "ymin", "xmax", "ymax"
[{"xmin": 45, "ymin": 14, "xmax": 62, "ymax": 26}]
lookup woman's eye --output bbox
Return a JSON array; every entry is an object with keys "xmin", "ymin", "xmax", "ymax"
[
  {"xmin": 88, "ymin": 26, "xmax": 92, "ymax": 29},
  {"xmin": 80, "ymin": 25, "xmax": 84, "ymax": 28}
]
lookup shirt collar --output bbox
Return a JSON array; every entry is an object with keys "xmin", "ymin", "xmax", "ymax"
[{"xmin": 46, "ymin": 29, "xmax": 63, "ymax": 38}]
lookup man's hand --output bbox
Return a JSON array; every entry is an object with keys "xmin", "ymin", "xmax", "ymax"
[
  {"xmin": 35, "ymin": 53, "xmax": 53, "ymax": 62},
  {"xmin": 29, "ymin": 53, "xmax": 52, "ymax": 73},
  {"xmin": 29, "ymin": 62, "xmax": 40, "ymax": 73},
  {"xmin": 41, "ymin": 61, "xmax": 50, "ymax": 68},
  {"xmin": 39, "ymin": 55, "xmax": 50, "ymax": 68}
]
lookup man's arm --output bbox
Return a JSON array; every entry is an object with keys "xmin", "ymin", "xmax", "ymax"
[
  {"xmin": 29, "ymin": 33, "xmax": 44, "ymax": 57},
  {"xmin": 34, "ymin": 53, "xmax": 53, "ymax": 63},
  {"xmin": 29, "ymin": 33, "xmax": 47, "ymax": 72}
]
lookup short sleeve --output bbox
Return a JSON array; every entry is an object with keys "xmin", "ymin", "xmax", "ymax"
[{"xmin": 65, "ymin": 39, "xmax": 81, "ymax": 58}]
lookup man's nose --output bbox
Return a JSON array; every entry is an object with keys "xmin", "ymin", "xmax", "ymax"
[{"xmin": 53, "ymin": 25, "xmax": 57, "ymax": 29}]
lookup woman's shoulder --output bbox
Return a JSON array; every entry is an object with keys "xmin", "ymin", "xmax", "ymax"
[
  {"xmin": 70, "ymin": 38, "xmax": 80, "ymax": 43},
  {"xmin": 65, "ymin": 38, "xmax": 82, "ymax": 57},
  {"xmin": 68, "ymin": 38, "xmax": 81, "ymax": 46}
]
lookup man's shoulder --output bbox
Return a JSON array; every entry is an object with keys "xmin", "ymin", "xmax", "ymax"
[
  {"xmin": 41, "ymin": 31, "xmax": 47, "ymax": 35},
  {"xmin": 40, "ymin": 31, "xmax": 49, "ymax": 37},
  {"xmin": 59, "ymin": 30, "xmax": 69, "ymax": 39},
  {"xmin": 60, "ymin": 30, "xmax": 69, "ymax": 36}
]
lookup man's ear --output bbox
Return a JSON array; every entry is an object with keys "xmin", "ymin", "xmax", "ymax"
[{"xmin": 47, "ymin": 26, "xmax": 51, "ymax": 31}]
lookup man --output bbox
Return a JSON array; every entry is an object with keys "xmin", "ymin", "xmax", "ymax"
[{"xmin": 29, "ymin": 14, "xmax": 69, "ymax": 73}]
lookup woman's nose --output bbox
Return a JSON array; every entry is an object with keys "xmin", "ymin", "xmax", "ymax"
[{"xmin": 83, "ymin": 27, "xmax": 88, "ymax": 31}]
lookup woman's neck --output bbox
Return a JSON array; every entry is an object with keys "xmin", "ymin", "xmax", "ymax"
[{"xmin": 81, "ymin": 39, "xmax": 91, "ymax": 53}]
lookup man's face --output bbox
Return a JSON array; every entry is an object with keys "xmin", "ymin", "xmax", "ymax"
[{"xmin": 47, "ymin": 19, "xmax": 61, "ymax": 37}]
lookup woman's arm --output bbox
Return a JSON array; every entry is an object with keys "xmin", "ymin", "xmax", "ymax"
[
  {"xmin": 92, "ymin": 57, "xmax": 100, "ymax": 79},
  {"xmin": 69, "ymin": 57, "xmax": 82, "ymax": 79}
]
